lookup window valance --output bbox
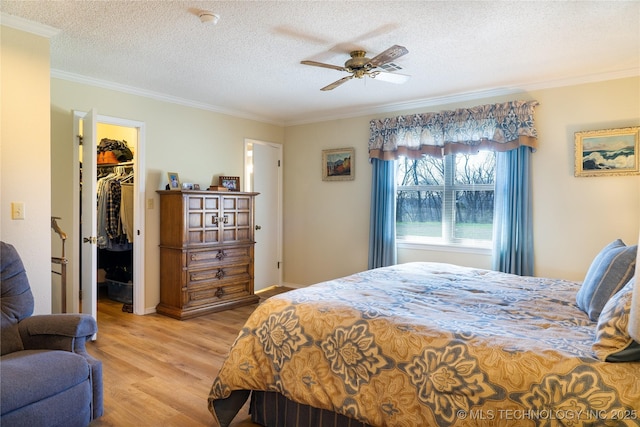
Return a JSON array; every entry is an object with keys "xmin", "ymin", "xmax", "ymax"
[{"xmin": 368, "ymin": 100, "xmax": 539, "ymax": 160}]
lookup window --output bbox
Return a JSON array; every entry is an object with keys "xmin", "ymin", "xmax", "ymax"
[{"xmin": 396, "ymin": 151, "xmax": 495, "ymax": 246}]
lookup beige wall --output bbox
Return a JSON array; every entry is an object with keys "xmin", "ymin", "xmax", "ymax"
[
  {"xmin": 283, "ymin": 77, "xmax": 640, "ymax": 285},
  {"xmin": 1, "ymin": 26, "xmax": 52, "ymax": 314},
  {"xmin": 284, "ymin": 118, "xmax": 373, "ymax": 285},
  {"xmin": 532, "ymin": 78, "xmax": 639, "ymax": 280},
  {"xmin": 50, "ymin": 79, "xmax": 284, "ymax": 312}
]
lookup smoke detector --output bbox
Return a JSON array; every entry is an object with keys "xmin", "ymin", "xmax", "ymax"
[{"xmin": 199, "ymin": 11, "xmax": 220, "ymax": 24}]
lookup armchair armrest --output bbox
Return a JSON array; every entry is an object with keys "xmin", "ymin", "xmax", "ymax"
[{"xmin": 18, "ymin": 314, "xmax": 97, "ymax": 353}]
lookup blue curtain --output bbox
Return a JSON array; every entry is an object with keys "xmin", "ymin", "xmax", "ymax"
[
  {"xmin": 492, "ymin": 146, "xmax": 534, "ymax": 276},
  {"xmin": 368, "ymin": 158, "xmax": 397, "ymax": 269}
]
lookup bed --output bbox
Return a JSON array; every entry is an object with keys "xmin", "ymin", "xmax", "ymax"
[{"xmin": 208, "ymin": 259, "xmax": 640, "ymax": 426}]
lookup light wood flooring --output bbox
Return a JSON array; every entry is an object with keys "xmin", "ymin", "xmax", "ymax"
[{"xmin": 87, "ymin": 287, "xmax": 292, "ymax": 427}]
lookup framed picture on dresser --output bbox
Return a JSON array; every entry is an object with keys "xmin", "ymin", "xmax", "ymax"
[
  {"xmin": 219, "ymin": 176, "xmax": 240, "ymax": 191},
  {"xmin": 167, "ymin": 172, "xmax": 180, "ymax": 190}
]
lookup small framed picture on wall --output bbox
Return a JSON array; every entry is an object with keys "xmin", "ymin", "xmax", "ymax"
[{"xmin": 322, "ymin": 148, "xmax": 355, "ymax": 181}]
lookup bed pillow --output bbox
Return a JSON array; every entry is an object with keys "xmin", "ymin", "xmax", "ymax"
[
  {"xmin": 576, "ymin": 239, "xmax": 637, "ymax": 321},
  {"xmin": 593, "ymin": 279, "xmax": 640, "ymax": 362}
]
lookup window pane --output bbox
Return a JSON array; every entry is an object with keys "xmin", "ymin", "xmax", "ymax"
[
  {"xmin": 397, "ymin": 157, "xmax": 444, "ymax": 186},
  {"xmin": 396, "ymin": 190, "xmax": 442, "ymax": 238},
  {"xmin": 454, "ymin": 151, "xmax": 495, "ymax": 185},
  {"xmin": 396, "ymin": 151, "xmax": 495, "ymax": 245},
  {"xmin": 454, "ymin": 190, "xmax": 494, "ymax": 240}
]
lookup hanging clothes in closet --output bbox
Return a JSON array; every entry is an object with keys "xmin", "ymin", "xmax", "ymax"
[
  {"xmin": 91, "ymin": 137, "xmax": 136, "ymax": 309},
  {"xmin": 97, "ymin": 163, "xmax": 134, "ymax": 251}
]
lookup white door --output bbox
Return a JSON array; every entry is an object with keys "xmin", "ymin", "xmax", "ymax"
[
  {"xmin": 246, "ymin": 140, "xmax": 282, "ymax": 291},
  {"xmin": 81, "ymin": 109, "xmax": 98, "ymax": 321}
]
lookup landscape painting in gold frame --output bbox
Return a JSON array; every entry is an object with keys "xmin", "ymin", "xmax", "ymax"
[
  {"xmin": 322, "ymin": 148, "xmax": 355, "ymax": 181},
  {"xmin": 574, "ymin": 126, "xmax": 639, "ymax": 177}
]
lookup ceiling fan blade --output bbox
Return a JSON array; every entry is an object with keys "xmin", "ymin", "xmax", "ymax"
[
  {"xmin": 273, "ymin": 25, "xmax": 331, "ymax": 45},
  {"xmin": 330, "ymin": 24, "xmax": 400, "ymax": 54},
  {"xmin": 301, "ymin": 60, "xmax": 346, "ymax": 72},
  {"xmin": 321, "ymin": 75, "xmax": 353, "ymax": 91},
  {"xmin": 368, "ymin": 45, "xmax": 409, "ymax": 68},
  {"xmin": 370, "ymin": 71, "xmax": 411, "ymax": 84}
]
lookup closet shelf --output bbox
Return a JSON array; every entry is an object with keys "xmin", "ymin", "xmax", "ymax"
[{"xmin": 97, "ymin": 161, "xmax": 134, "ymax": 167}]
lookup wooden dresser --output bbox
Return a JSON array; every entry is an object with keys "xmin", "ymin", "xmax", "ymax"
[{"xmin": 156, "ymin": 190, "xmax": 260, "ymax": 319}]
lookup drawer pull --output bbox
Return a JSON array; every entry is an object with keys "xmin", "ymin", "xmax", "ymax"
[
  {"xmin": 215, "ymin": 287, "xmax": 224, "ymax": 298},
  {"xmin": 216, "ymin": 250, "xmax": 226, "ymax": 260},
  {"xmin": 216, "ymin": 269, "xmax": 225, "ymax": 280},
  {"xmin": 212, "ymin": 215, "xmax": 229, "ymax": 225}
]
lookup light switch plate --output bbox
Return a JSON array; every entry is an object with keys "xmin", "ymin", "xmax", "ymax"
[{"xmin": 11, "ymin": 202, "xmax": 25, "ymax": 220}]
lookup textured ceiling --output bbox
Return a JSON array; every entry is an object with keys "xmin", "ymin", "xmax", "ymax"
[{"xmin": 1, "ymin": 1, "xmax": 639, "ymax": 125}]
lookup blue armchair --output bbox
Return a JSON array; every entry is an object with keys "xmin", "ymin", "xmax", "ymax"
[{"xmin": 0, "ymin": 242, "xmax": 103, "ymax": 426}]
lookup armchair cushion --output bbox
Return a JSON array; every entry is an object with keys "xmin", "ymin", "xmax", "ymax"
[
  {"xmin": 1, "ymin": 242, "xmax": 34, "ymax": 356},
  {"xmin": 1, "ymin": 350, "xmax": 92, "ymax": 426},
  {"xmin": 1, "ymin": 350, "xmax": 91, "ymax": 414}
]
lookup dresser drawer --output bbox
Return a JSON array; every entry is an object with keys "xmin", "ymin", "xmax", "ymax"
[
  {"xmin": 186, "ymin": 246, "xmax": 251, "ymax": 269},
  {"xmin": 187, "ymin": 263, "xmax": 250, "ymax": 285},
  {"xmin": 186, "ymin": 281, "xmax": 251, "ymax": 307}
]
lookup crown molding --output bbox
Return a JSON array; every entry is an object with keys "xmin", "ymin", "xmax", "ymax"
[
  {"xmin": 50, "ymin": 65, "xmax": 638, "ymax": 128},
  {"xmin": 0, "ymin": 12, "xmax": 60, "ymax": 38},
  {"xmin": 50, "ymin": 69, "xmax": 283, "ymax": 126},
  {"xmin": 284, "ymin": 68, "xmax": 640, "ymax": 126}
]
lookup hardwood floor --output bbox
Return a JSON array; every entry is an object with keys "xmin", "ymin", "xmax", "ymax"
[{"xmin": 87, "ymin": 296, "xmax": 272, "ymax": 427}]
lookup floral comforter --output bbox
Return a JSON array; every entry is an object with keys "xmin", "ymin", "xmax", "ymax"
[{"xmin": 208, "ymin": 262, "xmax": 640, "ymax": 426}]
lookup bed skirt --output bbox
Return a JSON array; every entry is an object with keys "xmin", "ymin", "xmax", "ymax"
[{"xmin": 251, "ymin": 391, "xmax": 373, "ymax": 427}]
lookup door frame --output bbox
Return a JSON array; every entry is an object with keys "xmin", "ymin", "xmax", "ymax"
[
  {"xmin": 244, "ymin": 138, "xmax": 283, "ymax": 288},
  {"xmin": 72, "ymin": 111, "xmax": 146, "ymax": 316}
]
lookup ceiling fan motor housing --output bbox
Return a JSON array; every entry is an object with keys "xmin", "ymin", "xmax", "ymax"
[{"xmin": 345, "ymin": 50, "xmax": 371, "ymax": 73}]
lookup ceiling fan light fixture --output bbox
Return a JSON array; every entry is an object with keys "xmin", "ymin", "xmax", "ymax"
[{"xmin": 199, "ymin": 11, "xmax": 220, "ymax": 24}]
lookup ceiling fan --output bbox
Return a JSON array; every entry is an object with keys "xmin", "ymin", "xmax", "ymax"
[{"xmin": 301, "ymin": 45, "xmax": 410, "ymax": 91}]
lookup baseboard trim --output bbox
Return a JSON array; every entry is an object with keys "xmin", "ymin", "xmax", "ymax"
[{"xmin": 282, "ymin": 281, "xmax": 305, "ymax": 289}]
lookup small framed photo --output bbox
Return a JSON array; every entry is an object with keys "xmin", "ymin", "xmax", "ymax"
[
  {"xmin": 219, "ymin": 176, "xmax": 240, "ymax": 191},
  {"xmin": 182, "ymin": 182, "xmax": 194, "ymax": 190},
  {"xmin": 574, "ymin": 127, "xmax": 639, "ymax": 177},
  {"xmin": 167, "ymin": 172, "xmax": 180, "ymax": 190},
  {"xmin": 322, "ymin": 148, "xmax": 355, "ymax": 181}
]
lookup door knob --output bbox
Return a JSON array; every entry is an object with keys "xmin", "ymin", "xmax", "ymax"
[{"xmin": 255, "ymin": 225, "xmax": 262, "ymax": 230}]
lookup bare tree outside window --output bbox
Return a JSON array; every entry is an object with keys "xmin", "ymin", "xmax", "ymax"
[{"xmin": 396, "ymin": 151, "xmax": 495, "ymax": 244}]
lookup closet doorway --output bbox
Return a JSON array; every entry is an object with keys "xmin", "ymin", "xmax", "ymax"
[{"xmin": 74, "ymin": 110, "xmax": 146, "ymax": 322}]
